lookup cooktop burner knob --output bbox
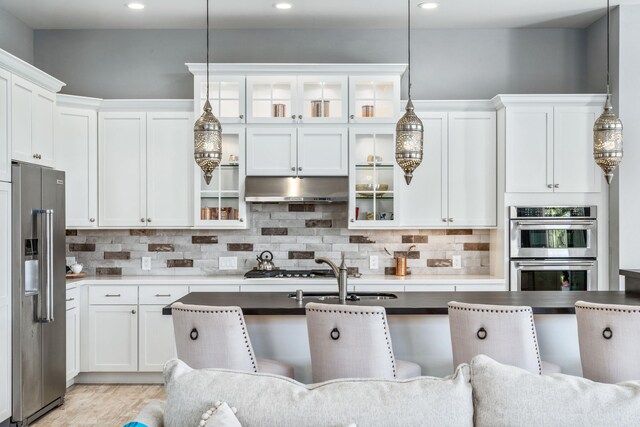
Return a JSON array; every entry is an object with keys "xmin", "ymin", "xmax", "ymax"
[
  {"xmin": 286, "ymin": 274, "xmax": 292, "ymax": 277},
  {"xmin": 294, "ymin": 274, "xmax": 300, "ymax": 277},
  {"xmin": 309, "ymin": 274, "xmax": 315, "ymax": 277}
]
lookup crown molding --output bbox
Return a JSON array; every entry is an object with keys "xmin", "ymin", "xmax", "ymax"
[
  {"xmin": 186, "ymin": 63, "xmax": 408, "ymax": 76},
  {"xmin": 492, "ymin": 94, "xmax": 607, "ymax": 109},
  {"xmin": 0, "ymin": 48, "xmax": 65, "ymax": 93}
]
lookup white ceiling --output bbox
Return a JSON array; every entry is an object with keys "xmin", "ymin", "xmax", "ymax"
[{"xmin": 0, "ymin": 0, "xmax": 638, "ymax": 30}]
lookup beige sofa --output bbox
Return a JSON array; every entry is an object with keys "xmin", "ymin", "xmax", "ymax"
[{"xmin": 129, "ymin": 355, "xmax": 640, "ymax": 427}]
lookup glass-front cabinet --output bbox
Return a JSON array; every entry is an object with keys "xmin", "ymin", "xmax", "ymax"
[
  {"xmin": 349, "ymin": 76, "xmax": 401, "ymax": 124},
  {"xmin": 194, "ymin": 126, "xmax": 247, "ymax": 228},
  {"xmin": 194, "ymin": 75, "xmax": 245, "ymax": 124},
  {"xmin": 247, "ymin": 75, "xmax": 349, "ymax": 124},
  {"xmin": 349, "ymin": 126, "xmax": 399, "ymax": 228}
]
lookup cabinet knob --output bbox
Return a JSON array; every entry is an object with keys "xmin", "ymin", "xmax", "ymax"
[
  {"xmin": 449, "ymin": 218, "xmax": 454, "ymax": 222},
  {"xmin": 89, "ymin": 218, "xmax": 95, "ymax": 223},
  {"xmin": 140, "ymin": 218, "xmax": 145, "ymax": 223},
  {"xmin": 298, "ymin": 115, "xmax": 303, "ymax": 120},
  {"xmin": 147, "ymin": 218, "xmax": 152, "ymax": 222},
  {"xmin": 239, "ymin": 218, "xmax": 244, "ymax": 222},
  {"xmin": 239, "ymin": 114, "xmax": 244, "ymax": 119},
  {"xmin": 547, "ymin": 184, "xmax": 553, "ymax": 189},
  {"xmin": 554, "ymin": 184, "xmax": 560, "ymax": 188},
  {"xmin": 298, "ymin": 167, "xmax": 303, "ymax": 171},
  {"xmin": 291, "ymin": 114, "xmax": 296, "ymax": 119},
  {"xmin": 291, "ymin": 167, "xmax": 296, "ymax": 171},
  {"xmin": 350, "ymin": 219, "xmax": 355, "ymax": 223},
  {"xmin": 32, "ymin": 154, "xmax": 37, "ymax": 159},
  {"xmin": 350, "ymin": 114, "xmax": 355, "ymax": 120},
  {"xmin": 131, "ymin": 309, "xmax": 136, "ymax": 314},
  {"xmin": 442, "ymin": 218, "xmax": 447, "ymax": 222}
]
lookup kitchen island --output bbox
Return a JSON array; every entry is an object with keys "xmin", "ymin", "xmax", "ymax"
[{"xmin": 163, "ymin": 291, "xmax": 639, "ymax": 382}]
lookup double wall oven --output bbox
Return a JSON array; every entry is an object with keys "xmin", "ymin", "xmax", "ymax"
[{"xmin": 510, "ymin": 206, "xmax": 597, "ymax": 291}]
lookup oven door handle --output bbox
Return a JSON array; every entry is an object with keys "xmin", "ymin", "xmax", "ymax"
[
  {"xmin": 514, "ymin": 260, "xmax": 596, "ymax": 267},
  {"xmin": 513, "ymin": 219, "xmax": 595, "ymax": 227}
]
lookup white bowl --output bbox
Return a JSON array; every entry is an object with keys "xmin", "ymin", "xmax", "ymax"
[{"xmin": 70, "ymin": 264, "xmax": 83, "ymax": 274}]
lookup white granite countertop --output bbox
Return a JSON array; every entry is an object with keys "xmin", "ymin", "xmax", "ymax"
[{"xmin": 67, "ymin": 274, "xmax": 505, "ymax": 288}]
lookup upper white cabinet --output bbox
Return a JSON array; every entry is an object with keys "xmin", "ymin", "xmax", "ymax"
[
  {"xmin": 99, "ymin": 110, "xmax": 192, "ymax": 227},
  {"xmin": 497, "ymin": 95, "xmax": 604, "ymax": 193},
  {"xmin": 247, "ymin": 126, "xmax": 348, "ymax": 177},
  {"xmin": 400, "ymin": 110, "xmax": 497, "ymax": 228},
  {"xmin": 195, "ymin": 75, "xmax": 246, "ymax": 124},
  {"xmin": 0, "ymin": 68, "xmax": 10, "ymax": 182},
  {"xmin": 247, "ymin": 75, "xmax": 298, "ymax": 124},
  {"xmin": 55, "ymin": 96, "xmax": 99, "ymax": 228},
  {"xmin": 0, "ymin": 182, "xmax": 10, "ymax": 421},
  {"xmin": 349, "ymin": 76, "xmax": 401, "ymax": 124},
  {"xmin": 11, "ymin": 75, "xmax": 56, "ymax": 167}
]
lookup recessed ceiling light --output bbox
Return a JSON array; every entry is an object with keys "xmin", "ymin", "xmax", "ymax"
[
  {"xmin": 418, "ymin": 2, "xmax": 439, "ymax": 9},
  {"xmin": 126, "ymin": 3, "xmax": 145, "ymax": 10},
  {"xmin": 273, "ymin": 3, "xmax": 293, "ymax": 10}
]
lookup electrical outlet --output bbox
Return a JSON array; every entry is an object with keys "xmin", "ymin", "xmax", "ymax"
[
  {"xmin": 142, "ymin": 257, "xmax": 152, "ymax": 271},
  {"xmin": 452, "ymin": 255, "xmax": 462, "ymax": 269},
  {"xmin": 369, "ymin": 255, "xmax": 379, "ymax": 270},
  {"xmin": 66, "ymin": 257, "xmax": 76, "ymax": 267},
  {"xmin": 219, "ymin": 256, "xmax": 238, "ymax": 270}
]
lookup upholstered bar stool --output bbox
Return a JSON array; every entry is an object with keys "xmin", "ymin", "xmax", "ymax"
[
  {"xmin": 448, "ymin": 301, "xmax": 561, "ymax": 375},
  {"xmin": 171, "ymin": 302, "xmax": 294, "ymax": 378},
  {"xmin": 305, "ymin": 302, "xmax": 421, "ymax": 382},
  {"xmin": 575, "ymin": 301, "xmax": 640, "ymax": 383}
]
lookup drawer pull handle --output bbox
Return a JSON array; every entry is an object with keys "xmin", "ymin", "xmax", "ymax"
[
  {"xmin": 190, "ymin": 328, "xmax": 199, "ymax": 340},
  {"xmin": 66, "ymin": 297, "xmax": 75, "ymax": 302},
  {"xmin": 603, "ymin": 327, "xmax": 613, "ymax": 340},
  {"xmin": 155, "ymin": 294, "xmax": 171, "ymax": 297},
  {"xmin": 477, "ymin": 327, "xmax": 488, "ymax": 340},
  {"xmin": 105, "ymin": 294, "xmax": 121, "ymax": 297}
]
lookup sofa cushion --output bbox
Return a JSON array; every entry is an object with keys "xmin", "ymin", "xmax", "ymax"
[
  {"xmin": 164, "ymin": 359, "xmax": 473, "ymax": 427},
  {"xmin": 471, "ymin": 355, "xmax": 640, "ymax": 427}
]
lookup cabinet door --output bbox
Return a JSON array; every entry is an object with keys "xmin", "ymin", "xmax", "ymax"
[
  {"xmin": 297, "ymin": 75, "xmax": 348, "ymax": 124},
  {"xmin": 138, "ymin": 305, "xmax": 177, "ymax": 372},
  {"xmin": 0, "ymin": 183, "xmax": 10, "ymax": 421},
  {"xmin": 10, "ymin": 74, "xmax": 34, "ymax": 163},
  {"xmin": 246, "ymin": 76, "xmax": 298, "ymax": 124},
  {"xmin": 98, "ymin": 112, "xmax": 147, "ymax": 226},
  {"xmin": 146, "ymin": 112, "xmax": 192, "ymax": 227},
  {"xmin": 553, "ymin": 106, "xmax": 602, "ymax": 193},
  {"xmin": 246, "ymin": 127, "xmax": 297, "ymax": 176},
  {"xmin": 32, "ymin": 89, "xmax": 56, "ymax": 167},
  {"xmin": 349, "ymin": 76, "xmax": 401, "ymax": 124},
  {"xmin": 55, "ymin": 107, "xmax": 98, "ymax": 227},
  {"xmin": 195, "ymin": 75, "xmax": 246, "ymax": 124},
  {"xmin": 448, "ymin": 112, "xmax": 497, "ymax": 227},
  {"xmin": 0, "ymin": 68, "xmax": 9, "ymax": 182},
  {"xmin": 400, "ymin": 112, "xmax": 448, "ymax": 227},
  {"xmin": 505, "ymin": 106, "xmax": 554, "ymax": 193},
  {"xmin": 297, "ymin": 127, "xmax": 348, "ymax": 176},
  {"xmin": 66, "ymin": 307, "xmax": 80, "ymax": 381},
  {"xmin": 88, "ymin": 305, "xmax": 138, "ymax": 371}
]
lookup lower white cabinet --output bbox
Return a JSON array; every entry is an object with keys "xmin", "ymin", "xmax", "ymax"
[
  {"xmin": 66, "ymin": 306, "xmax": 80, "ymax": 381},
  {"xmin": 0, "ymin": 183, "xmax": 10, "ymax": 421},
  {"xmin": 138, "ymin": 305, "xmax": 177, "ymax": 372},
  {"xmin": 88, "ymin": 305, "xmax": 138, "ymax": 372}
]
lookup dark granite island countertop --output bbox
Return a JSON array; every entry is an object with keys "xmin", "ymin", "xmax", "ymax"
[{"xmin": 162, "ymin": 291, "xmax": 640, "ymax": 316}]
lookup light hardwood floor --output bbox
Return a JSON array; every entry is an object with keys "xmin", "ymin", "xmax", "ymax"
[{"xmin": 32, "ymin": 384, "xmax": 165, "ymax": 427}]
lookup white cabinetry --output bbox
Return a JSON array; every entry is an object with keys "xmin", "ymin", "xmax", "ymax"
[
  {"xmin": 349, "ymin": 76, "xmax": 401, "ymax": 123},
  {"xmin": 0, "ymin": 183, "xmax": 10, "ymax": 421},
  {"xmin": 55, "ymin": 97, "xmax": 99, "ymax": 227},
  {"xmin": 88, "ymin": 304, "xmax": 138, "ymax": 372},
  {"xmin": 99, "ymin": 111, "xmax": 192, "ymax": 227},
  {"xmin": 247, "ymin": 126, "xmax": 348, "ymax": 176},
  {"xmin": 497, "ymin": 96, "xmax": 604, "ymax": 193},
  {"xmin": 0, "ymin": 68, "xmax": 10, "ymax": 182},
  {"xmin": 400, "ymin": 110, "xmax": 496, "ymax": 228},
  {"xmin": 194, "ymin": 75, "xmax": 246, "ymax": 124},
  {"xmin": 11, "ymin": 75, "xmax": 56, "ymax": 167},
  {"xmin": 66, "ymin": 287, "xmax": 80, "ymax": 382}
]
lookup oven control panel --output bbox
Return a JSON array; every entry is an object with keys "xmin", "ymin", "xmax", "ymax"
[{"xmin": 510, "ymin": 206, "xmax": 596, "ymax": 219}]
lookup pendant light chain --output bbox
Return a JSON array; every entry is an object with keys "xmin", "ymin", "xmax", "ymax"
[
  {"xmin": 407, "ymin": 0, "xmax": 411, "ymax": 99},
  {"xmin": 606, "ymin": 0, "xmax": 610, "ymax": 95},
  {"xmin": 206, "ymin": 0, "xmax": 210, "ymax": 101}
]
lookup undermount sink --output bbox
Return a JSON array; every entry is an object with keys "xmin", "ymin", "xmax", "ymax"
[{"xmin": 287, "ymin": 292, "xmax": 398, "ymax": 301}]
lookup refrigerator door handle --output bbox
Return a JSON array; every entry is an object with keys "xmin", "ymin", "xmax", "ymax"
[{"xmin": 35, "ymin": 208, "xmax": 55, "ymax": 323}]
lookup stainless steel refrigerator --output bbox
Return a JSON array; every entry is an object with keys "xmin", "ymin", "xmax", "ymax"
[{"xmin": 11, "ymin": 162, "xmax": 66, "ymax": 426}]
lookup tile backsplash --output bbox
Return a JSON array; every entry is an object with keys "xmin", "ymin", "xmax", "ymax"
[{"xmin": 66, "ymin": 204, "xmax": 491, "ymax": 276}]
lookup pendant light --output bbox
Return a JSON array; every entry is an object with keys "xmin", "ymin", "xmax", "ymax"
[
  {"xmin": 593, "ymin": 0, "xmax": 623, "ymax": 185},
  {"xmin": 194, "ymin": 0, "xmax": 223, "ymax": 185},
  {"xmin": 395, "ymin": 0, "xmax": 424, "ymax": 185}
]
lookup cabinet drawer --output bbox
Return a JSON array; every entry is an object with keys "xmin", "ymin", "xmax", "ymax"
[
  {"xmin": 139, "ymin": 285, "xmax": 189, "ymax": 305},
  {"xmin": 89, "ymin": 285, "xmax": 138, "ymax": 305},
  {"xmin": 66, "ymin": 287, "xmax": 80, "ymax": 310}
]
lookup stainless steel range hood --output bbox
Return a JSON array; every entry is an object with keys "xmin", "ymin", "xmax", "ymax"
[{"xmin": 245, "ymin": 177, "xmax": 348, "ymax": 203}]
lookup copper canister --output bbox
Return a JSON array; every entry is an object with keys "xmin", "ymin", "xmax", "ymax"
[
  {"xmin": 311, "ymin": 100, "xmax": 330, "ymax": 118},
  {"xmin": 201, "ymin": 207, "xmax": 211, "ymax": 220},
  {"xmin": 395, "ymin": 257, "xmax": 407, "ymax": 277},
  {"xmin": 210, "ymin": 207, "xmax": 219, "ymax": 220},
  {"xmin": 362, "ymin": 105, "xmax": 375, "ymax": 117},
  {"xmin": 272, "ymin": 103, "xmax": 286, "ymax": 117}
]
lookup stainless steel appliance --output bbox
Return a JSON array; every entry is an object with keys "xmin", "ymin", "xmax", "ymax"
[
  {"xmin": 244, "ymin": 269, "xmax": 336, "ymax": 279},
  {"xmin": 11, "ymin": 163, "xmax": 66, "ymax": 425},
  {"xmin": 509, "ymin": 206, "xmax": 597, "ymax": 291},
  {"xmin": 245, "ymin": 177, "xmax": 348, "ymax": 203}
]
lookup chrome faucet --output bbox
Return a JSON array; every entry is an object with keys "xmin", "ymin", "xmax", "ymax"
[{"xmin": 315, "ymin": 254, "xmax": 349, "ymax": 303}]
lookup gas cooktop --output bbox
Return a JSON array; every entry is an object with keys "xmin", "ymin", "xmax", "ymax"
[{"xmin": 244, "ymin": 269, "xmax": 336, "ymax": 279}]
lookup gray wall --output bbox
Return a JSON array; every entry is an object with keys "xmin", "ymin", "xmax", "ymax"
[
  {"xmin": 585, "ymin": 15, "xmax": 607, "ymax": 93},
  {"xmin": 34, "ymin": 28, "xmax": 588, "ymax": 99},
  {"xmin": 0, "ymin": 6, "xmax": 34, "ymax": 63}
]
